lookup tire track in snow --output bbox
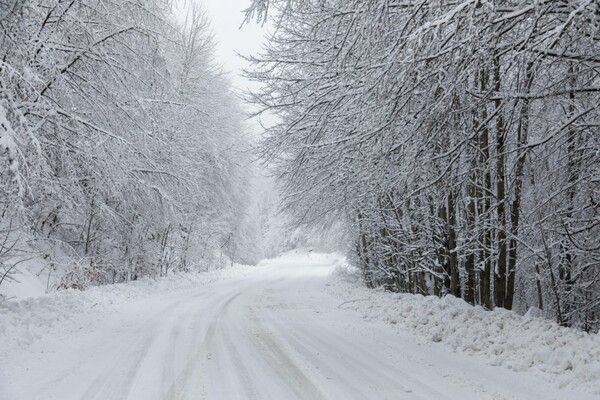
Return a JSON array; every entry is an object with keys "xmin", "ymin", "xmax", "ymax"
[
  {"xmin": 218, "ymin": 313, "xmax": 261, "ymax": 399},
  {"xmin": 245, "ymin": 305, "xmax": 326, "ymax": 400},
  {"xmin": 262, "ymin": 319, "xmax": 368, "ymax": 398},
  {"xmin": 80, "ymin": 317, "xmax": 159, "ymax": 400},
  {"xmin": 269, "ymin": 308, "xmax": 449, "ymax": 400},
  {"xmin": 163, "ymin": 291, "xmax": 242, "ymax": 400},
  {"xmin": 81, "ymin": 289, "xmax": 208, "ymax": 400},
  {"xmin": 159, "ymin": 290, "xmax": 213, "ymax": 398}
]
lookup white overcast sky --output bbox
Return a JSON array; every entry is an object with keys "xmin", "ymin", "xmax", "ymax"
[
  {"xmin": 178, "ymin": 1, "xmax": 277, "ymax": 201},
  {"xmin": 198, "ymin": 1, "xmax": 276, "ymax": 187},
  {"xmin": 199, "ymin": 0, "xmax": 267, "ymax": 92},
  {"xmin": 192, "ymin": 0, "xmax": 274, "ymax": 132}
]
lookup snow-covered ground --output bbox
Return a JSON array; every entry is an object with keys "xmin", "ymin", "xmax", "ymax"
[
  {"xmin": 0, "ymin": 265, "xmax": 251, "ymax": 355},
  {"xmin": 328, "ymin": 260, "xmax": 600, "ymax": 397},
  {"xmin": 1, "ymin": 252, "xmax": 597, "ymax": 399}
]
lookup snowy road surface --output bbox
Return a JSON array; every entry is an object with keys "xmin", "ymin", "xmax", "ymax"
[{"xmin": 1, "ymin": 253, "xmax": 594, "ymax": 400}]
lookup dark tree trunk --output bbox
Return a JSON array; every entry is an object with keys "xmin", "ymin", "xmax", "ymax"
[
  {"xmin": 447, "ymin": 191, "xmax": 460, "ymax": 297},
  {"xmin": 478, "ymin": 66, "xmax": 493, "ymax": 310},
  {"xmin": 506, "ymin": 60, "xmax": 535, "ymax": 310},
  {"xmin": 493, "ymin": 52, "xmax": 508, "ymax": 309}
]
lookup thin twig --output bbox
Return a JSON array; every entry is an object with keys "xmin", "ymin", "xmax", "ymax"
[{"xmin": 338, "ymin": 298, "xmax": 371, "ymax": 308}]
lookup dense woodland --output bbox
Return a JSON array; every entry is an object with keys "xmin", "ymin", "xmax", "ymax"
[
  {"xmin": 246, "ymin": 0, "xmax": 600, "ymax": 331},
  {"xmin": 0, "ymin": 0, "xmax": 260, "ymax": 291}
]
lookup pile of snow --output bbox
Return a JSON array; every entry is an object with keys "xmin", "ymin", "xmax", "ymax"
[
  {"xmin": 0, "ymin": 264, "xmax": 251, "ymax": 357},
  {"xmin": 0, "ymin": 267, "xmax": 48, "ymax": 301},
  {"xmin": 328, "ymin": 262, "xmax": 600, "ymax": 395}
]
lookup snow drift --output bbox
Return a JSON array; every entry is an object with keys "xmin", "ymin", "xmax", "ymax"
[{"xmin": 329, "ymin": 261, "xmax": 600, "ymax": 395}]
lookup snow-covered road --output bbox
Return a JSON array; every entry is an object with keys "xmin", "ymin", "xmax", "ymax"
[{"xmin": 1, "ymin": 253, "xmax": 594, "ymax": 400}]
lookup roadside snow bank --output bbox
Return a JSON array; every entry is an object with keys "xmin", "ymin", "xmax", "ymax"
[
  {"xmin": 329, "ymin": 261, "xmax": 600, "ymax": 395},
  {"xmin": 0, "ymin": 264, "xmax": 251, "ymax": 357}
]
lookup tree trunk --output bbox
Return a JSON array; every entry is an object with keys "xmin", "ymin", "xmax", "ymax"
[
  {"xmin": 506, "ymin": 60, "xmax": 535, "ymax": 310},
  {"xmin": 478, "ymin": 66, "xmax": 493, "ymax": 310},
  {"xmin": 447, "ymin": 191, "xmax": 460, "ymax": 297},
  {"xmin": 493, "ymin": 52, "xmax": 508, "ymax": 309},
  {"xmin": 465, "ymin": 178, "xmax": 477, "ymax": 305}
]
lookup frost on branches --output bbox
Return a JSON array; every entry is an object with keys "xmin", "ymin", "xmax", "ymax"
[
  {"xmin": 0, "ymin": 1, "xmax": 260, "ymax": 295},
  {"xmin": 247, "ymin": 0, "xmax": 600, "ymax": 331}
]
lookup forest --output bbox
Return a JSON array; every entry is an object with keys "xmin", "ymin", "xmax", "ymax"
[
  {"xmin": 2, "ymin": 0, "xmax": 599, "ymax": 334},
  {"xmin": 0, "ymin": 0, "xmax": 260, "ymax": 291},
  {"xmin": 2, "ymin": 2, "xmax": 600, "ymax": 398},
  {"xmin": 245, "ymin": 0, "xmax": 600, "ymax": 332}
]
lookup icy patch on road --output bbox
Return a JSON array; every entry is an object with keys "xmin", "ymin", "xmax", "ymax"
[
  {"xmin": 328, "ymin": 261, "xmax": 600, "ymax": 395},
  {"xmin": 0, "ymin": 264, "xmax": 251, "ymax": 357}
]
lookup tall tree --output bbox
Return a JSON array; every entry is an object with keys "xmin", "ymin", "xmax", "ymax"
[{"xmin": 246, "ymin": 0, "xmax": 600, "ymax": 329}]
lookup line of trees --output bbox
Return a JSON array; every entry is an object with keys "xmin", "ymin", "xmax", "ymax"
[
  {"xmin": 0, "ymin": 0, "xmax": 259, "ymax": 291},
  {"xmin": 246, "ymin": 0, "xmax": 600, "ymax": 331}
]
